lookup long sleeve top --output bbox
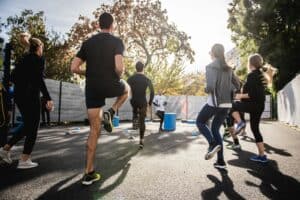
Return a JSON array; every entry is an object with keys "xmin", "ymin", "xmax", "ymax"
[
  {"xmin": 13, "ymin": 53, "xmax": 51, "ymax": 101},
  {"xmin": 127, "ymin": 73, "xmax": 154, "ymax": 107},
  {"xmin": 242, "ymin": 69, "xmax": 266, "ymax": 104}
]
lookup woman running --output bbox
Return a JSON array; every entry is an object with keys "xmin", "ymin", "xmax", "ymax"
[
  {"xmin": 0, "ymin": 38, "xmax": 53, "ymax": 169},
  {"xmin": 196, "ymin": 43, "xmax": 240, "ymax": 169}
]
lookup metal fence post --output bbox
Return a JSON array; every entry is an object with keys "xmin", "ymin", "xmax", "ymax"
[{"xmin": 58, "ymin": 81, "xmax": 62, "ymax": 124}]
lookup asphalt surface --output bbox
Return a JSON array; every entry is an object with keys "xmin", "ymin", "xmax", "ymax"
[{"xmin": 0, "ymin": 121, "xmax": 300, "ymax": 200}]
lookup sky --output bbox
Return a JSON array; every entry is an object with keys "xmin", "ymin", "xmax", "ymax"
[{"xmin": 0, "ymin": 0, "xmax": 235, "ymax": 71}]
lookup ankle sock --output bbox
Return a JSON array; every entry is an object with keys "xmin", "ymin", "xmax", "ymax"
[
  {"xmin": 108, "ymin": 108, "xmax": 115, "ymax": 117},
  {"xmin": 234, "ymin": 138, "xmax": 239, "ymax": 145}
]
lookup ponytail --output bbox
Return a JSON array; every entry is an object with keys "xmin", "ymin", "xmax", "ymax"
[{"xmin": 211, "ymin": 43, "xmax": 230, "ymax": 71}]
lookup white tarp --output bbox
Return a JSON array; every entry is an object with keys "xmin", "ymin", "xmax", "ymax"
[
  {"xmin": 277, "ymin": 74, "xmax": 300, "ymax": 127},
  {"xmin": 3, "ymin": 77, "xmax": 272, "ymax": 122}
]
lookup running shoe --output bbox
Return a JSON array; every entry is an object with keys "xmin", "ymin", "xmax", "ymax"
[
  {"xmin": 139, "ymin": 140, "xmax": 144, "ymax": 149},
  {"xmin": 82, "ymin": 171, "xmax": 101, "ymax": 185},
  {"xmin": 226, "ymin": 144, "xmax": 241, "ymax": 150},
  {"xmin": 17, "ymin": 159, "xmax": 38, "ymax": 169},
  {"xmin": 250, "ymin": 155, "xmax": 268, "ymax": 163},
  {"xmin": 214, "ymin": 160, "xmax": 227, "ymax": 169},
  {"xmin": 205, "ymin": 143, "xmax": 221, "ymax": 160},
  {"xmin": 103, "ymin": 111, "xmax": 113, "ymax": 133},
  {"xmin": 235, "ymin": 121, "xmax": 246, "ymax": 135},
  {"xmin": 223, "ymin": 131, "xmax": 230, "ymax": 140},
  {"xmin": 0, "ymin": 148, "xmax": 12, "ymax": 164}
]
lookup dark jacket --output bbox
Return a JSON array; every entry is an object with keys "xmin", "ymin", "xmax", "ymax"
[{"xmin": 13, "ymin": 53, "xmax": 51, "ymax": 101}]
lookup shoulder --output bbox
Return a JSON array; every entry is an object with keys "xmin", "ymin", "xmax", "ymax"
[{"xmin": 206, "ymin": 60, "xmax": 220, "ymax": 71}]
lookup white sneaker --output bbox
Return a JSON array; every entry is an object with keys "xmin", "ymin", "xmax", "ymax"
[
  {"xmin": 0, "ymin": 148, "xmax": 12, "ymax": 164},
  {"xmin": 17, "ymin": 159, "xmax": 39, "ymax": 169}
]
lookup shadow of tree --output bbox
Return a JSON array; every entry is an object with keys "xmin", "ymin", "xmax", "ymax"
[
  {"xmin": 201, "ymin": 169, "xmax": 246, "ymax": 200},
  {"xmin": 240, "ymin": 136, "xmax": 292, "ymax": 157},
  {"xmin": 227, "ymin": 150, "xmax": 300, "ymax": 199},
  {"xmin": 0, "ymin": 126, "xmax": 199, "ymax": 199}
]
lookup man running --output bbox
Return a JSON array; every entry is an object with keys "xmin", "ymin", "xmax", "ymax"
[
  {"xmin": 71, "ymin": 12, "xmax": 130, "ymax": 185},
  {"xmin": 153, "ymin": 92, "xmax": 167, "ymax": 133},
  {"xmin": 127, "ymin": 61, "xmax": 154, "ymax": 149}
]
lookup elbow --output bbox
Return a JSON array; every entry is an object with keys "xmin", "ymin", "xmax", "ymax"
[{"xmin": 70, "ymin": 66, "xmax": 76, "ymax": 74}]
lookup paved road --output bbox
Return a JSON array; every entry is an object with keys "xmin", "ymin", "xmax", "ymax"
[{"xmin": 0, "ymin": 121, "xmax": 300, "ymax": 200}]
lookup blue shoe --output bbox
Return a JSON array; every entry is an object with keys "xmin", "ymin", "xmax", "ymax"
[
  {"xmin": 250, "ymin": 155, "xmax": 268, "ymax": 163},
  {"xmin": 235, "ymin": 121, "xmax": 246, "ymax": 135}
]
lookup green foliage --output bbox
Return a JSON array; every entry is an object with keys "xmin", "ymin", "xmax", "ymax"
[
  {"xmin": 228, "ymin": 0, "xmax": 300, "ymax": 90},
  {"xmin": 0, "ymin": 10, "xmax": 72, "ymax": 81},
  {"xmin": 68, "ymin": 0, "xmax": 195, "ymax": 94}
]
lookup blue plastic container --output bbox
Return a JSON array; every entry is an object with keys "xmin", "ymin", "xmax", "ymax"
[
  {"xmin": 113, "ymin": 116, "xmax": 119, "ymax": 127},
  {"xmin": 164, "ymin": 113, "xmax": 176, "ymax": 131}
]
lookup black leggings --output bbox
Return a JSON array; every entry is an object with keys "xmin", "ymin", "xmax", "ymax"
[
  {"xmin": 132, "ymin": 105, "xmax": 147, "ymax": 140},
  {"xmin": 8, "ymin": 96, "xmax": 40, "ymax": 154},
  {"xmin": 156, "ymin": 111, "xmax": 164, "ymax": 130},
  {"xmin": 41, "ymin": 106, "xmax": 50, "ymax": 124},
  {"xmin": 232, "ymin": 101, "xmax": 264, "ymax": 143}
]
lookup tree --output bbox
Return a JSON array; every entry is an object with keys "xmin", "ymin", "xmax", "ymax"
[
  {"xmin": 0, "ymin": 10, "xmax": 73, "ymax": 81},
  {"xmin": 180, "ymin": 72, "xmax": 206, "ymax": 96},
  {"xmin": 228, "ymin": 0, "xmax": 300, "ymax": 90},
  {"xmin": 67, "ymin": 0, "xmax": 195, "ymax": 94}
]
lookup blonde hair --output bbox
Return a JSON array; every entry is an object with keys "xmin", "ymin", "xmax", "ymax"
[
  {"xmin": 248, "ymin": 53, "xmax": 277, "ymax": 87},
  {"xmin": 29, "ymin": 37, "xmax": 43, "ymax": 53},
  {"xmin": 248, "ymin": 53, "xmax": 263, "ymax": 69}
]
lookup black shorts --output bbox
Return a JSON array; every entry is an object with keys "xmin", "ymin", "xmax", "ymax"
[{"xmin": 85, "ymin": 80, "xmax": 126, "ymax": 109}]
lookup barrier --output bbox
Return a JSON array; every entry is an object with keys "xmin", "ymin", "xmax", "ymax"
[
  {"xmin": 0, "ymin": 74, "xmax": 273, "ymax": 123},
  {"xmin": 277, "ymin": 74, "xmax": 300, "ymax": 127},
  {"xmin": 164, "ymin": 113, "xmax": 176, "ymax": 131},
  {"xmin": 113, "ymin": 116, "xmax": 120, "ymax": 127}
]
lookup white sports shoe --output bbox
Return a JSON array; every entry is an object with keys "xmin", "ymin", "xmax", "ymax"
[
  {"xmin": 0, "ymin": 148, "xmax": 12, "ymax": 164},
  {"xmin": 17, "ymin": 159, "xmax": 39, "ymax": 169}
]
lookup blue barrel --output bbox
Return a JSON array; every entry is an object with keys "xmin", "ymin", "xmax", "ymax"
[
  {"xmin": 164, "ymin": 113, "xmax": 176, "ymax": 131},
  {"xmin": 113, "ymin": 116, "xmax": 119, "ymax": 127}
]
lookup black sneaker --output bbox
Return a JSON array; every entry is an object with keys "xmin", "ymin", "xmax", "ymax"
[
  {"xmin": 139, "ymin": 140, "xmax": 144, "ymax": 150},
  {"xmin": 82, "ymin": 171, "xmax": 101, "ymax": 186},
  {"xmin": 205, "ymin": 143, "xmax": 221, "ymax": 160},
  {"xmin": 223, "ymin": 131, "xmax": 230, "ymax": 140},
  {"xmin": 214, "ymin": 160, "xmax": 227, "ymax": 169},
  {"xmin": 103, "ymin": 111, "xmax": 113, "ymax": 133}
]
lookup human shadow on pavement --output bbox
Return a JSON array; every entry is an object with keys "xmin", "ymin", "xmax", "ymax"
[
  {"xmin": 37, "ymin": 144, "xmax": 138, "ymax": 199},
  {"xmin": 0, "ymin": 127, "xmax": 199, "ymax": 199},
  {"xmin": 227, "ymin": 150, "xmax": 300, "ymax": 199},
  {"xmin": 240, "ymin": 136, "xmax": 292, "ymax": 157},
  {"xmin": 0, "ymin": 131, "xmax": 136, "ymax": 196},
  {"xmin": 201, "ymin": 168, "xmax": 246, "ymax": 200}
]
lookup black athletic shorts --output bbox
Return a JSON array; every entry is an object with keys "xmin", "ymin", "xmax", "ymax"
[{"xmin": 85, "ymin": 79, "xmax": 126, "ymax": 109}]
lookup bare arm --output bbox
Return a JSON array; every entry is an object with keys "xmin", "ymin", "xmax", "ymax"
[
  {"xmin": 235, "ymin": 93, "xmax": 250, "ymax": 100},
  {"xmin": 115, "ymin": 54, "xmax": 124, "ymax": 77},
  {"xmin": 70, "ymin": 57, "xmax": 86, "ymax": 76}
]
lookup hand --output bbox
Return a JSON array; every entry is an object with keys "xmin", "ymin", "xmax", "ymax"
[
  {"xmin": 235, "ymin": 93, "xmax": 243, "ymax": 100},
  {"xmin": 46, "ymin": 100, "xmax": 54, "ymax": 111}
]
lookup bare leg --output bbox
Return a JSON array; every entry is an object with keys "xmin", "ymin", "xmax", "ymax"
[
  {"xmin": 256, "ymin": 142, "xmax": 265, "ymax": 156},
  {"xmin": 232, "ymin": 111, "xmax": 242, "ymax": 123},
  {"xmin": 85, "ymin": 108, "xmax": 102, "ymax": 174},
  {"xmin": 228, "ymin": 126, "xmax": 238, "ymax": 140}
]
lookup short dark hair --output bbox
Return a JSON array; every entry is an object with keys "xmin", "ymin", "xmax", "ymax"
[
  {"xmin": 99, "ymin": 12, "xmax": 113, "ymax": 29},
  {"xmin": 136, "ymin": 61, "xmax": 144, "ymax": 72}
]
